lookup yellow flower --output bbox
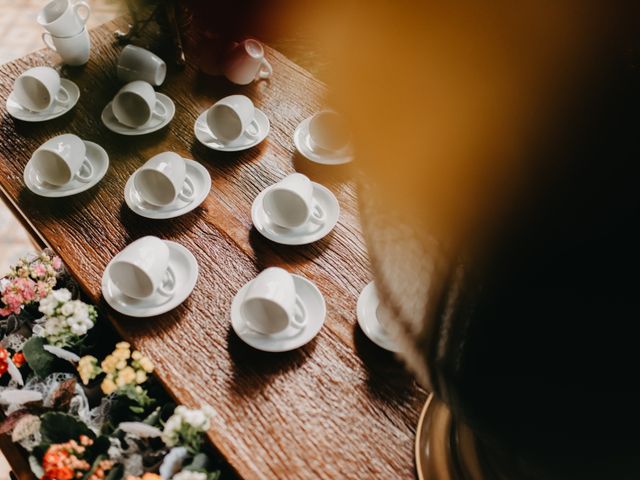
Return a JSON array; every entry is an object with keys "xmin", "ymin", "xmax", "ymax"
[
  {"xmin": 77, "ymin": 356, "xmax": 99, "ymax": 385},
  {"xmin": 101, "ymin": 376, "xmax": 117, "ymax": 395},
  {"xmin": 116, "ymin": 341, "xmax": 130, "ymax": 350},
  {"xmin": 135, "ymin": 370, "xmax": 147, "ymax": 384},
  {"xmin": 131, "ymin": 351, "xmax": 142, "ymax": 361},
  {"xmin": 116, "ymin": 359, "xmax": 127, "ymax": 370},
  {"xmin": 139, "ymin": 356, "xmax": 154, "ymax": 373},
  {"xmin": 101, "ymin": 355, "xmax": 118, "ymax": 374},
  {"xmin": 116, "ymin": 366, "xmax": 136, "ymax": 387},
  {"xmin": 113, "ymin": 347, "xmax": 130, "ymax": 361}
]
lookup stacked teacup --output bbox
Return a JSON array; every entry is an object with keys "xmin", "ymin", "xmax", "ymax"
[{"xmin": 39, "ymin": 0, "xmax": 91, "ymax": 66}]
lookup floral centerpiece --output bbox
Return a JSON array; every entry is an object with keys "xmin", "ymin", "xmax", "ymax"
[{"xmin": 0, "ymin": 251, "xmax": 224, "ymax": 479}]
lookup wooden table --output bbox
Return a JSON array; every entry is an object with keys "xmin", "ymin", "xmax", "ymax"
[{"xmin": 0, "ymin": 18, "xmax": 427, "ymax": 479}]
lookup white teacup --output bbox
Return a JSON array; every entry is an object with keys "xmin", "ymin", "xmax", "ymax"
[
  {"xmin": 223, "ymin": 39, "xmax": 273, "ymax": 85},
  {"xmin": 30, "ymin": 134, "xmax": 93, "ymax": 186},
  {"xmin": 205, "ymin": 95, "xmax": 259, "ymax": 143},
  {"xmin": 12, "ymin": 67, "xmax": 70, "ymax": 112},
  {"xmin": 241, "ymin": 267, "xmax": 307, "ymax": 335},
  {"xmin": 37, "ymin": 0, "xmax": 90, "ymax": 37},
  {"xmin": 263, "ymin": 173, "xmax": 326, "ymax": 229},
  {"xmin": 109, "ymin": 236, "xmax": 176, "ymax": 299},
  {"xmin": 133, "ymin": 152, "xmax": 195, "ymax": 207},
  {"xmin": 42, "ymin": 28, "xmax": 91, "ymax": 66},
  {"xmin": 112, "ymin": 81, "xmax": 167, "ymax": 128},
  {"xmin": 117, "ymin": 45, "xmax": 167, "ymax": 86},
  {"xmin": 308, "ymin": 110, "xmax": 351, "ymax": 152}
]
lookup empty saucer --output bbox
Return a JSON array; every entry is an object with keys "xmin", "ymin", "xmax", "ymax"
[
  {"xmin": 6, "ymin": 79, "xmax": 80, "ymax": 122},
  {"xmin": 294, "ymin": 116, "xmax": 354, "ymax": 165},
  {"xmin": 125, "ymin": 159, "xmax": 211, "ymax": 219},
  {"xmin": 231, "ymin": 274, "xmax": 326, "ymax": 352},
  {"xmin": 252, "ymin": 182, "xmax": 340, "ymax": 245},
  {"xmin": 357, "ymin": 281, "xmax": 401, "ymax": 352},
  {"xmin": 101, "ymin": 93, "xmax": 175, "ymax": 135},
  {"xmin": 24, "ymin": 141, "xmax": 109, "ymax": 197},
  {"xmin": 102, "ymin": 240, "xmax": 198, "ymax": 318},
  {"xmin": 194, "ymin": 108, "xmax": 270, "ymax": 152}
]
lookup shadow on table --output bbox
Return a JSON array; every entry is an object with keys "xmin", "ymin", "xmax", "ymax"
[
  {"xmin": 291, "ymin": 151, "xmax": 356, "ymax": 186},
  {"xmin": 353, "ymin": 323, "xmax": 420, "ymax": 408},
  {"xmin": 248, "ymin": 225, "xmax": 334, "ymax": 269},
  {"xmin": 225, "ymin": 324, "xmax": 317, "ymax": 398}
]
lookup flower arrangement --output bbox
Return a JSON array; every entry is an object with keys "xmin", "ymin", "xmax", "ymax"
[{"xmin": 0, "ymin": 252, "xmax": 224, "ymax": 479}]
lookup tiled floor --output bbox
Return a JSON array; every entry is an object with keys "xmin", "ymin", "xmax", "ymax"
[{"xmin": 0, "ymin": 1, "xmax": 121, "ymax": 477}]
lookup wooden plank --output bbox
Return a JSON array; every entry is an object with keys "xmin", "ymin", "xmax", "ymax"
[{"xmin": 0, "ymin": 18, "xmax": 427, "ymax": 479}]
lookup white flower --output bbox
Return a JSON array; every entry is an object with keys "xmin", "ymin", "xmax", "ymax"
[
  {"xmin": 172, "ymin": 471, "xmax": 207, "ymax": 480},
  {"xmin": 60, "ymin": 302, "xmax": 75, "ymax": 316},
  {"xmin": 161, "ymin": 414, "xmax": 183, "ymax": 447},
  {"xmin": 52, "ymin": 288, "xmax": 72, "ymax": 302}
]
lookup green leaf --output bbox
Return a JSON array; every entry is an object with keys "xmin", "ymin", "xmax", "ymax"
[
  {"xmin": 184, "ymin": 453, "xmax": 210, "ymax": 472},
  {"xmin": 23, "ymin": 337, "xmax": 56, "ymax": 378},
  {"xmin": 40, "ymin": 412, "xmax": 93, "ymax": 445},
  {"xmin": 104, "ymin": 463, "xmax": 123, "ymax": 480}
]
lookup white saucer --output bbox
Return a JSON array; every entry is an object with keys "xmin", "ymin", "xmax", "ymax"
[
  {"xmin": 6, "ymin": 79, "xmax": 80, "ymax": 122},
  {"xmin": 293, "ymin": 117, "xmax": 354, "ymax": 165},
  {"xmin": 231, "ymin": 274, "xmax": 326, "ymax": 352},
  {"xmin": 101, "ymin": 93, "xmax": 175, "ymax": 135},
  {"xmin": 124, "ymin": 159, "xmax": 211, "ymax": 219},
  {"xmin": 357, "ymin": 282, "xmax": 401, "ymax": 352},
  {"xmin": 251, "ymin": 182, "xmax": 340, "ymax": 245},
  {"xmin": 194, "ymin": 108, "xmax": 270, "ymax": 152},
  {"xmin": 23, "ymin": 141, "xmax": 109, "ymax": 198},
  {"xmin": 102, "ymin": 240, "xmax": 198, "ymax": 318}
]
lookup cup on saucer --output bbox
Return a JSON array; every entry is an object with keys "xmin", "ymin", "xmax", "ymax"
[
  {"xmin": 42, "ymin": 27, "xmax": 91, "ymax": 66},
  {"xmin": 205, "ymin": 94, "xmax": 260, "ymax": 144},
  {"xmin": 240, "ymin": 267, "xmax": 307, "ymax": 335},
  {"xmin": 223, "ymin": 39, "xmax": 272, "ymax": 85},
  {"xmin": 30, "ymin": 134, "xmax": 93, "ymax": 186},
  {"xmin": 108, "ymin": 236, "xmax": 176, "ymax": 300},
  {"xmin": 12, "ymin": 67, "xmax": 70, "ymax": 112},
  {"xmin": 133, "ymin": 152, "xmax": 195, "ymax": 207},
  {"xmin": 112, "ymin": 80, "xmax": 168, "ymax": 128},
  {"xmin": 117, "ymin": 45, "xmax": 166, "ymax": 86},
  {"xmin": 262, "ymin": 173, "xmax": 326, "ymax": 229},
  {"xmin": 37, "ymin": 0, "xmax": 90, "ymax": 37},
  {"xmin": 357, "ymin": 282, "xmax": 401, "ymax": 353},
  {"xmin": 308, "ymin": 110, "xmax": 351, "ymax": 152}
]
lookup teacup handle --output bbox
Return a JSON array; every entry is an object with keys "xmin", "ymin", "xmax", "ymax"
[
  {"xmin": 309, "ymin": 202, "xmax": 326, "ymax": 225},
  {"xmin": 290, "ymin": 296, "xmax": 308, "ymax": 329},
  {"xmin": 157, "ymin": 266, "xmax": 176, "ymax": 297},
  {"xmin": 42, "ymin": 32, "xmax": 57, "ymax": 52},
  {"xmin": 55, "ymin": 85, "xmax": 70, "ymax": 107},
  {"xmin": 73, "ymin": 2, "xmax": 91, "ymax": 24},
  {"xmin": 152, "ymin": 99, "xmax": 168, "ymax": 121},
  {"xmin": 256, "ymin": 58, "xmax": 273, "ymax": 80},
  {"xmin": 74, "ymin": 158, "xmax": 93, "ymax": 183},
  {"xmin": 244, "ymin": 119, "xmax": 260, "ymax": 140},
  {"xmin": 178, "ymin": 177, "xmax": 195, "ymax": 202}
]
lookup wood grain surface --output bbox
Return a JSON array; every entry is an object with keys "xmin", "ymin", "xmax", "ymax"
[{"xmin": 0, "ymin": 18, "xmax": 427, "ymax": 479}]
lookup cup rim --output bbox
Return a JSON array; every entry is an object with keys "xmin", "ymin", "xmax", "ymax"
[{"xmin": 37, "ymin": 0, "xmax": 74, "ymax": 27}]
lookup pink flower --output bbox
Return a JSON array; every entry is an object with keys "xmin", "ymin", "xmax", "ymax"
[
  {"xmin": 31, "ymin": 263, "xmax": 47, "ymax": 278},
  {"xmin": 52, "ymin": 257, "xmax": 62, "ymax": 271},
  {"xmin": 36, "ymin": 281, "xmax": 50, "ymax": 298},
  {"xmin": 0, "ymin": 277, "xmax": 37, "ymax": 316}
]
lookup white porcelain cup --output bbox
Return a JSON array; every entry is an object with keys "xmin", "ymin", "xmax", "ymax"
[
  {"xmin": 30, "ymin": 134, "xmax": 93, "ymax": 186},
  {"xmin": 223, "ymin": 39, "xmax": 273, "ymax": 85},
  {"xmin": 42, "ymin": 28, "xmax": 90, "ymax": 66},
  {"xmin": 133, "ymin": 152, "xmax": 195, "ymax": 207},
  {"xmin": 308, "ymin": 110, "xmax": 351, "ymax": 152},
  {"xmin": 117, "ymin": 45, "xmax": 167, "ymax": 86},
  {"xmin": 112, "ymin": 80, "xmax": 168, "ymax": 128},
  {"xmin": 12, "ymin": 67, "xmax": 70, "ymax": 112},
  {"xmin": 205, "ymin": 94, "xmax": 259, "ymax": 143},
  {"xmin": 37, "ymin": 0, "xmax": 90, "ymax": 37},
  {"xmin": 109, "ymin": 236, "xmax": 176, "ymax": 299},
  {"xmin": 241, "ymin": 267, "xmax": 307, "ymax": 335},
  {"xmin": 263, "ymin": 173, "xmax": 326, "ymax": 229}
]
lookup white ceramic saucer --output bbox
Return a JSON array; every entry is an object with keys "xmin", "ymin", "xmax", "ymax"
[
  {"xmin": 231, "ymin": 274, "xmax": 326, "ymax": 352},
  {"xmin": 357, "ymin": 281, "xmax": 401, "ymax": 352},
  {"xmin": 23, "ymin": 141, "xmax": 109, "ymax": 198},
  {"xmin": 194, "ymin": 108, "xmax": 270, "ymax": 152},
  {"xmin": 124, "ymin": 159, "xmax": 211, "ymax": 219},
  {"xmin": 293, "ymin": 117, "xmax": 354, "ymax": 165},
  {"xmin": 102, "ymin": 240, "xmax": 198, "ymax": 318},
  {"xmin": 251, "ymin": 182, "xmax": 340, "ymax": 245},
  {"xmin": 101, "ymin": 93, "xmax": 175, "ymax": 135},
  {"xmin": 6, "ymin": 79, "xmax": 80, "ymax": 122}
]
